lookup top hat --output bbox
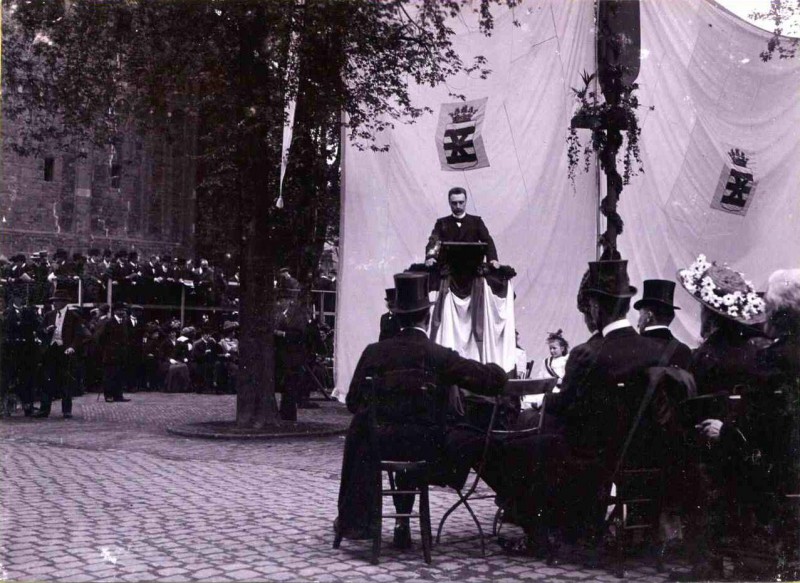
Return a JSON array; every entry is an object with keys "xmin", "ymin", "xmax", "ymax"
[
  {"xmin": 391, "ymin": 272, "xmax": 432, "ymax": 314},
  {"xmin": 634, "ymin": 279, "xmax": 681, "ymax": 311},
  {"xmin": 88, "ymin": 248, "xmax": 101, "ymax": 257},
  {"xmin": 112, "ymin": 301, "xmax": 128, "ymax": 310},
  {"xmin": 385, "ymin": 288, "xmax": 396, "ymax": 305},
  {"xmin": 586, "ymin": 260, "xmax": 637, "ymax": 298},
  {"xmin": 54, "ymin": 249, "xmax": 68, "ymax": 261},
  {"xmin": 576, "ymin": 268, "xmax": 594, "ymax": 313},
  {"xmin": 49, "ymin": 290, "xmax": 72, "ymax": 303}
]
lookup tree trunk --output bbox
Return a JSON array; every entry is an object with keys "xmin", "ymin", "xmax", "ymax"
[{"xmin": 233, "ymin": 4, "xmax": 292, "ymax": 428}]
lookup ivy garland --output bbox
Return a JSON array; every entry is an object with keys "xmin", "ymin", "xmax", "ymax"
[{"xmin": 566, "ymin": 70, "xmax": 649, "ymax": 185}]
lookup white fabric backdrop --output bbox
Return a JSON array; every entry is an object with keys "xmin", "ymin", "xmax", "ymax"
[
  {"xmin": 335, "ymin": 0, "xmax": 800, "ymax": 397},
  {"xmin": 624, "ymin": 0, "xmax": 800, "ymax": 344}
]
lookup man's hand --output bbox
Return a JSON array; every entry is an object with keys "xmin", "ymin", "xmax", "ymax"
[
  {"xmin": 275, "ymin": 330, "xmax": 286, "ymax": 338},
  {"xmin": 696, "ymin": 419, "xmax": 723, "ymax": 441},
  {"xmin": 489, "ymin": 260, "xmax": 500, "ymax": 270},
  {"xmin": 424, "ymin": 258, "xmax": 437, "ymax": 268},
  {"xmin": 65, "ymin": 347, "xmax": 75, "ymax": 356}
]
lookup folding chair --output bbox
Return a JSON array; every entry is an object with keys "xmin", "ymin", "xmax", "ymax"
[{"xmin": 435, "ymin": 377, "xmax": 557, "ymax": 556}]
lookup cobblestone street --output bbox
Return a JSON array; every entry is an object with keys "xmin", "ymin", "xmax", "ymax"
[{"xmin": 0, "ymin": 393, "xmax": 677, "ymax": 582}]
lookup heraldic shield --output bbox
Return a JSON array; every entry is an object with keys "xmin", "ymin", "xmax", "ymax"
[
  {"xmin": 710, "ymin": 147, "xmax": 758, "ymax": 216},
  {"xmin": 435, "ymin": 97, "xmax": 490, "ymax": 171}
]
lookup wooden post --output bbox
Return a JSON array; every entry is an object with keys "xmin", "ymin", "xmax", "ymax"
[
  {"xmin": 78, "ymin": 278, "xmax": 83, "ymax": 306},
  {"xmin": 107, "ymin": 278, "xmax": 113, "ymax": 307},
  {"xmin": 180, "ymin": 285, "xmax": 186, "ymax": 328}
]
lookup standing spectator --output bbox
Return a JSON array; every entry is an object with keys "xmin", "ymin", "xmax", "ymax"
[
  {"xmin": 83, "ymin": 249, "xmax": 105, "ymax": 303},
  {"xmin": 379, "ymin": 288, "xmax": 401, "ymax": 341},
  {"xmin": 277, "ymin": 267, "xmax": 300, "ymax": 294},
  {"xmin": 128, "ymin": 305, "xmax": 146, "ymax": 392},
  {"xmin": 216, "ymin": 321, "xmax": 239, "ymax": 394},
  {"xmin": 2, "ymin": 296, "xmax": 42, "ymax": 416},
  {"xmin": 37, "ymin": 290, "xmax": 86, "ymax": 418},
  {"xmin": 96, "ymin": 302, "xmax": 132, "ymax": 403},
  {"xmin": 274, "ymin": 287, "xmax": 311, "ymax": 420}
]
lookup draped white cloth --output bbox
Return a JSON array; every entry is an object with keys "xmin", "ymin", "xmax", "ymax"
[
  {"xmin": 434, "ymin": 280, "xmax": 517, "ymax": 373},
  {"xmin": 334, "ymin": 0, "xmax": 800, "ymax": 399}
]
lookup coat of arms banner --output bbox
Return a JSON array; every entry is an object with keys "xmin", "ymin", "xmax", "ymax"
[{"xmin": 435, "ymin": 97, "xmax": 490, "ymax": 171}]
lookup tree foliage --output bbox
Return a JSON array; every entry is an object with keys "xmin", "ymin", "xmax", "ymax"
[
  {"xmin": 751, "ymin": 0, "xmax": 800, "ymax": 61},
  {"xmin": 3, "ymin": 0, "xmax": 514, "ymax": 426}
]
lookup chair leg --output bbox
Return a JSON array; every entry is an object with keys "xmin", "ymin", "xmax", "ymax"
[
  {"xmin": 436, "ymin": 491, "xmax": 466, "ymax": 543},
  {"xmin": 419, "ymin": 484, "xmax": 432, "ymax": 565},
  {"xmin": 460, "ymin": 494, "xmax": 486, "ymax": 558},
  {"xmin": 333, "ymin": 520, "xmax": 343, "ymax": 549},
  {"xmin": 371, "ymin": 472, "xmax": 383, "ymax": 565}
]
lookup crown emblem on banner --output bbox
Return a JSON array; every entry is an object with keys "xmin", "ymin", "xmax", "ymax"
[
  {"xmin": 728, "ymin": 148, "xmax": 749, "ymax": 167},
  {"xmin": 449, "ymin": 105, "xmax": 476, "ymax": 124}
]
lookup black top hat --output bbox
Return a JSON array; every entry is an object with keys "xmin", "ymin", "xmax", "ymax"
[
  {"xmin": 103, "ymin": 249, "xmax": 113, "ymax": 258},
  {"xmin": 49, "ymin": 290, "xmax": 72, "ymax": 303},
  {"xmin": 128, "ymin": 251, "xmax": 139, "ymax": 260},
  {"xmin": 391, "ymin": 272, "xmax": 432, "ymax": 314},
  {"xmin": 54, "ymin": 249, "xmax": 68, "ymax": 260},
  {"xmin": 385, "ymin": 288, "xmax": 396, "ymax": 305},
  {"xmin": 115, "ymin": 250, "xmax": 128, "ymax": 259},
  {"xmin": 586, "ymin": 260, "xmax": 637, "ymax": 298},
  {"xmin": 88, "ymin": 248, "xmax": 101, "ymax": 257},
  {"xmin": 634, "ymin": 279, "xmax": 680, "ymax": 311}
]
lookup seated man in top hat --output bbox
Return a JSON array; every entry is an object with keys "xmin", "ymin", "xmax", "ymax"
[
  {"xmin": 336, "ymin": 272, "xmax": 507, "ymax": 549},
  {"xmin": 496, "ymin": 261, "xmax": 680, "ymax": 555},
  {"xmin": 634, "ymin": 279, "xmax": 692, "ymax": 370},
  {"xmin": 424, "ymin": 187, "xmax": 499, "ymax": 270}
]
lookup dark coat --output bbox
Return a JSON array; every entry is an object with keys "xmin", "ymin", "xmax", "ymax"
[
  {"xmin": 40, "ymin": 308, "xmax": 86, "ymax": 351},
  {"xmin": 425, "ymin": 214, "xmax": 498, "ymax": 263},
  {"xmin": 641, "ymin": 327, "xmax": 692, "ymax": 370},
  {"xmin": 97, "ymin": 317, "xmax": 131, "ymax": 366},
  {"xmin": 546, "ymin": 325, "xmax": 671, "ymax": 464},
  {"xmin": 690, "ymin": 328, "xmax": 765, "ymax": 395},
  {"xmin": 337, "ymin": 327, "xmax": 507, "ymax": 537},
  {"xmin": 378, "ymin": 311, "xmax": 401, "ymax": 342},
  {"xmin": 274, "ymin": 302, "xmax": 312, "ymax": 370}
]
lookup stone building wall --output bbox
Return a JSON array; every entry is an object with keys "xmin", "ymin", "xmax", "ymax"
[{"xmin": 0, "ymin": 115, "xmax": 197, "ymax": 259}]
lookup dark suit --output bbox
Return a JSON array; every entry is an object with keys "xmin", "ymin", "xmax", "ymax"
[
  {"xmin": 97, "ymin": 317, "xmax": 131, "ymax": 401},
  {"xmin": 337, "ymin": 327, "xmax": 506, "ymax": 538},
  {"xmin": 500, "ymin": 324, "xmax": 676, "ymax": 533},
  {"xmin": 378, "ymin": 311, "xmax": 401, "ymax": 341},
  {"xmin": 425, "ymin": 214, "xmax": 498, "ymax": 263},
  {"xmin": 641, "ymin": 327, "xmax": 692, "ymax": 370},
  {"xmin": 39, "ymin": 308, "xmax": 86, "ymax": 416}
]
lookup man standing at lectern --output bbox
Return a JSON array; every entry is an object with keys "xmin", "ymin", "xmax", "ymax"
[{"xmin": 424, "ymin": 187, "xmax": 499, "ymax": 269}]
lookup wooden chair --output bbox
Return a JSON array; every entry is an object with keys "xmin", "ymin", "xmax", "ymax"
[
  {"xmin": 333, "ymin": 374, "xmax": 434, "ymax": 565},
  {"xmin": 435, "ymin": 377, "xmax": 556, "ymax": 556}
]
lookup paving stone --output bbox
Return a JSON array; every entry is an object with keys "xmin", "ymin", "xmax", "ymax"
[{"xmin": 0, "ymin": 393, "xmax": 679, "ymax": 583}]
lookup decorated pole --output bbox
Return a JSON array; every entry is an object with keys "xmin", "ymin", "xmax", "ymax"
[{"xmin": 595, "ymin": 0, "xmax": 640, "ymax": 259}]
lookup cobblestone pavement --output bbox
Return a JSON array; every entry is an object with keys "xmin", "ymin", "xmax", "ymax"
[{"xmin": 0, "ymin": 393, "xmax": 680, "ymax": 582}]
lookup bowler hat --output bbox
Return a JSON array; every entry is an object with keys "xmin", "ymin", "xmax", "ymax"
[
  {"xmin": 49, "ymin": 290, "xmax": 72, "ymax": 303},
  {"xmin": 634, "ymin": 279, "xmax": 680, "ymax": 311},
  {"xmin": 222, "ymin": 320, "xmax": 238, "ymax": 332},
  {"xmin": 586, "ymin": 260, "xmax": 637, "ymax": 298},
  {"xmin": 390, "ymin": 272, "xmax": 432, "ymax": 314}
]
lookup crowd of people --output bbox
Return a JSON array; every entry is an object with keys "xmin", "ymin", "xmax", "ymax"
[
  {"xmin": 1, "ymin": 257, "xmax": 335, "ymax": 421},
  {"xmin": 336, "ymin": 257, "xmax": 800, "ymax": 580},
  {"xmin": 0, "ymin": 247, "xmax": 245, "ymax": 307}
]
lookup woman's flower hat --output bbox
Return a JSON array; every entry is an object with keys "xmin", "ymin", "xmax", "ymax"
[{"xmin": 677, "ymin": 255, "xmax": 766, "ymax": 325}]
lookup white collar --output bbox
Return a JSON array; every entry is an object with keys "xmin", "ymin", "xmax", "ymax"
[
  {"xmin": 644, "ymin": 325, "xmax": 670, "ymax": 332},
  {"xmin": 403, "ymin": 326, "xmax": 429, "ymax": 338},
  {"xmin": 58, "ymin": 306, "xmax": 68, "ymax": 316},
  {"xmin": 602, "ymin": 319, "xmax": 633, "ymax": 337},
  {"xmin": 452, "ymin": 213, "xmax": 466, "ymax": 221}
]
